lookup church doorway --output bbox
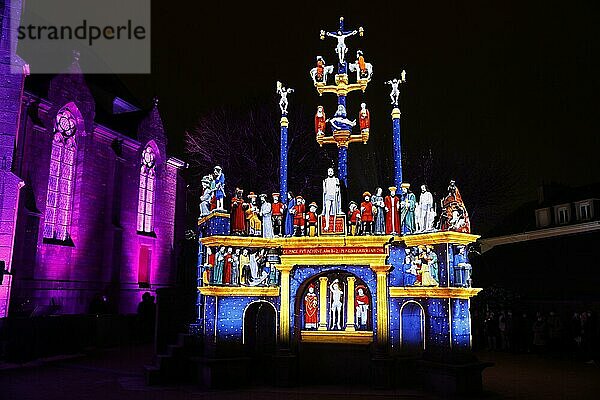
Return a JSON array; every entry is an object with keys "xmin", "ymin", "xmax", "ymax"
[
  {"xmin": 400, "ymin": 301, "xmax": 425, "ymax": 354},
  {"xmin": 243, "ymin": 301, "xmax": 277, "ymax": 384}
]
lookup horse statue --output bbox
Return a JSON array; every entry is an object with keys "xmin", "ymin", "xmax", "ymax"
[
  {"xmin": 349, "ymin": 61, "xmax": 373, "ymax": 82},
  {"xmin": 310, "ymin": 64, "xmax": 334, "ymax": 85}
]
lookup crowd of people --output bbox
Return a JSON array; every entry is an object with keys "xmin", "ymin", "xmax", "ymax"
[{"xmin": 473, "ymin": 308, "xmax": 599, "ymax": 363}]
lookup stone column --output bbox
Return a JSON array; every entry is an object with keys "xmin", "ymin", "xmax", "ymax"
[
  {"xmin": 391, "ymin": 107, "xmax": 402, "ymax": 188},
  {"xmin": 318, "ymin": 276, "xmax": 328, "ymax": 330},
  {"xmin": 277, "ymin": 264, "xmax": 293, "ymax": 347},
  {"xmin": 371, "ymin": 265, "xmax": 392, "ymax": 347},
  {"xmin": 345, "ymin": 276, "xmax": 356, "ymax": 331}
]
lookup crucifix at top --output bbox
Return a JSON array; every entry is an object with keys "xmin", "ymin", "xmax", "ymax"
[{"xmin": 320, "ymin": 17, "xmax": 363, "ymax": 65}]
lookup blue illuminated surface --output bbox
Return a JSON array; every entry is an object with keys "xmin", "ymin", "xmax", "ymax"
[{"xmin": 451, "ymin": 298, "xmax": 471, "ymax": 348}]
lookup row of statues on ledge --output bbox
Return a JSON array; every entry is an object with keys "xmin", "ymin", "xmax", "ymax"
[
  {"xmin": 201, "ymin": 247, "xmax": 280, "ymax": 287},
  {"xmin": 199, "ymin": 166, "xmax": 471, "ymax": 237}
]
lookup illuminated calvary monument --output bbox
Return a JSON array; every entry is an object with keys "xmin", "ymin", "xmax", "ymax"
[
  {"xmin": 311, "ymin": 17, "xmax": 371, "ymax": 188},
  {"xmin": 187, "ymin": 17, "xmax": 486, "ymax": 392}
]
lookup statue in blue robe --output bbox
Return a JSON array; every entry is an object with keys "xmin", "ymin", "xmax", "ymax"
[
  {"xmin": 400, "ymin": 183, "xmax": 416, "ymax": 234},
  {"xmin": 213, "ymin": 247, "xmax": 225, "ymax": 285},
  {"xmin": 285, "ymin": 192, "xmax": 296, "ymax": 237}
]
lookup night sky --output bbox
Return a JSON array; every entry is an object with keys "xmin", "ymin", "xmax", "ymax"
[{"xmin": 108, "ymin": 1, "xmax": 599, "ymax": 233}]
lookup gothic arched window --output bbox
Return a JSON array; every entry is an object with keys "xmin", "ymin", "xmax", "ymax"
[
  {"xmin": 43, "ymin": 106, "xmax": 78, "ymax": 241},
  {"xmin": 137, "ymin": 145, "xmax": 156, "ymax": 233}
]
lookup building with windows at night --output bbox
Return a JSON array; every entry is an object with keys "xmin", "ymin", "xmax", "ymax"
[
  {"xmin": 477, "ymin": 183, "xmax": 600, "ymax": 301},
  {"xmin": 0, "ymin": 14, "xmax": 187, "ymax": 316}
]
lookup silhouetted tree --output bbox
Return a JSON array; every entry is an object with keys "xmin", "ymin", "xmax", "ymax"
[{"xmin": 185, "ymin": 98, "xmax": 333, "ymax": 207}]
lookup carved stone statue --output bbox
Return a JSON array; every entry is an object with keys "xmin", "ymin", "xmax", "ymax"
[
  {"xmin": 276, "ymin": 81, "xmax": 294, "ymax": 114},
  {"xmin": 322, "ymin": 167, "xmax": 342, "ymax": 232},
  {"xmin": 358, "ymin": 103, "xmax": 370, "ymax": 132},
  {"xmin": 325, "ymin": 28, "xmax": 358, "ymax": 64},
  {"xmin": 304, "ymin": 284, "xmax": 318, "ymax": 329},
  {"xmin": 212, "ymin": 166, "xmax": 225, "ymax": 210},
  {"xmin": 416, "ymin": 184, "xmax": 436, "ymax": 232},
  {"xmin": 259, "ymin": 194, "xmax": 274, "ymax": 239},
  {"xmin": 355, "ymin": 286, "xmax": 370, "ymax": 330},
  {"xmin": 400, "ymin": 183, "xmax": 416, "ymax": 235},
  {"xmin": 328, "ymin": 104, "xmax": 356, "ymax": 131},
  {"xmin": 315, "ymin": 105, "xmax": 326, "ymax": 136},
  {"xmin": 310, "ymin": 56, "xmax": 334, "ymax": 85},
  {"xmin": 440, "ymin": 180, "xmax": 471, "ymax": 233},
  {"xmin": 199, "ymin": 176, "xmax": 213, "ymax": 217},
  {"xmin": 329, "ymin": 279, "xmax": 344, "ymax": 330},
  {"xmin": 385, "ymin": 79, "xmax": 401, "ymax": 106},
  {"xmin": 349, "ymin": 50, "xmax": 373, "ymax": 81}
]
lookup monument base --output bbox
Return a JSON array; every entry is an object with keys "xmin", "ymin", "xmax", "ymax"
[
  {"xmin": 273, "ymin": 350, "xmax": 298, "ymax": 387},
  {"xmin": 416, "ymin": 358, "xmax": 493, "ymax": 395},
  {"xmin": 318, "ymin": 214, "xmax": 346, "ymax": 235}
]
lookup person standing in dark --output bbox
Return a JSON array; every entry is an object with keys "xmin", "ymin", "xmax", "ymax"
[
  {"xmin": 532, "ymin": 313, "xmax": 547, "ymax": 354},
  {"xmin": 582, "ymin": 311, "xmax": 596, "ymax": 364},
  {"xmin": 547, "ymin": 311, "xmax": 562, "ymax": 352},
  {"xmin": 484, "ymin": 311, "xmax": 498, "ymax": 351},
  {"xmin": 137, "ymin": 292, "xmax": 156, "ymax": 341},
  {"xmin": 569, "ymin": 312, "xmax": 581, "ymax": 354}
]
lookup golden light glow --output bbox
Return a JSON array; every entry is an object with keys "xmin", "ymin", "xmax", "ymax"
[
  {"xmin": 318, "ymin": 276, "xmax": 328, "ymax": 331},
  {"xmin": 300, "ymin": 330, "xmax": 374, "ymax": 345},
  {"xmin": 389, "ymin": 287, "xmax": 481, "ymax": 299},
  {"xmin": 278, "ymin": 266, "xmax": 292, "ymax": 346},
  {"xmin": 400, "ymin": 231, "xmax": 480, "ymax": 246},
  {"xmin": 376, "ymin": 268, "xmax": 391, "ymax": 346},
  {"xmin": 200, "ymin": 231, "xmax": 479, "ymax": 248},
  {"xmin": 198, "ymin": 286, "xmax": 280, "ymax": 297},
  {"xmin": 345, "ymin": 276, "xmax": 356, "ymax": 331}
]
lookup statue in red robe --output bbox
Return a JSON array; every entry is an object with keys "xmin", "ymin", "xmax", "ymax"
[
  {"xmin": 357, "ymin": 50, "xmax": 367, "ymax": 78},
  {"xmin": 292, "ymin": 196, "xmax": 306, "ymax": 236},
  {"xmin": 385, "ymin": 186, "xmax": 401, "ymax": 235},
  {"xmin": 304, "ymin": 284, "xmax": 318, "ymax": 329},
  {"xmin": 223, "ymin": 248, "xmax": 233, "ymax": 284},
  {"xmin": 315, "ymin": 105, "xmax": 326, "ymax": 136},
  {"xmin": 360, "ymin": 192, "xmax": 373, "ymax": 235},
  {"xmin": 355, "ymin": 285, "xmax": 370, "ymax": 330},
  {"xmin": 359, "ymin": 103, "xmax": 370, "ymax": 132},
  {"xmin": 230, "ymin": 188, "xmax": 247, "ymax": 235},
  {"xmin": 316, "ymin": 57, "xmax": 325, "ymax": 81}
]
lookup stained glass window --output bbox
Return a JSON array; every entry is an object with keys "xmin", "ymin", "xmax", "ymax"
[
  {"xmin": 43, "ymin": 106, "xmax": 78, "ymax": 241},
  {"xmin": 137, "ymin": 145, "xmax": 156, "ymax": 233}
]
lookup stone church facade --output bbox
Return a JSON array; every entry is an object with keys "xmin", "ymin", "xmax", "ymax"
[{"xmin": 0, "ymin": 2, "xmax": 187, "ymax": 316}]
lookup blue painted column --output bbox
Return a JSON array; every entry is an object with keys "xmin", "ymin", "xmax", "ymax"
[
  {"xmin": 337, "ymin": 67, "xmax": 348, "ymax": 187},
  {"xmin": 338, "ymin": 146, "xmax": 348, "ymax": 187},
  {"xmin": 280, "ymin": 115, "xmax": 289, "ymax": 198},
  {"xmin": 392, "ymin": 107, "xmax": 402, "ymax": 188}
]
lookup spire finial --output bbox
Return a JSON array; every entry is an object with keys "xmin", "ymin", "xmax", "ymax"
[
  {"xmin": 72, "ymin": 50, "xmax": 80, "ymax": 62},
  {"xmin": 152, "ymin": 97, "xmax": 159, "ymax": 107}
]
